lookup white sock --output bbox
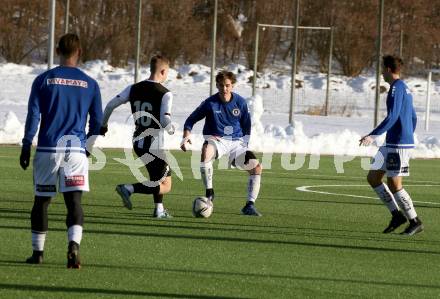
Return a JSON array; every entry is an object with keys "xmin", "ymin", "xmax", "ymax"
[
  {"xmin": 247, "ymin": 174, "xmax": 261, "ymax": 202},
  {"xmin": 393, "ymin": 189, "xmax": 417, "ymax": 220},
  {"xmin": 200, "ymin": 161, "xmax": 213, "ymax": 189},
  {"xmin": 155, "ymin": 203, "xmax": 164, "ymax": 214},
  {"xmin": 31, "ymin": 231, "xmax": 47, "ymax": 251},
  {"xmin": 124, "ymin": 184, "xmax": 134, "ymax": 194},
  {"xmin": 67, "ymin": 225, "xmax": 83, "ymax": 245},
  {"xmin": 373, "ymin": 183, "xmax": 399, "ymax": 212}
]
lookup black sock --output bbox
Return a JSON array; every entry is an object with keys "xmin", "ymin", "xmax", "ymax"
[
  {"xmin": 246, "ymin": 201, "xmax": 254, "ymax": 206},
  {"xmin": 391, "ymin": 210, "xmax": 401, "ymax": 217},
  {"xmin": 206, "ymin": 188, "xmax": 214, "ymax": 200},
  {"xmin": 133, "ymin": 183, "xmax": 160, "ymax": 194},
  {"xmin": 153, "ymin": 194, "xmax": 163, "ymax": 204}
]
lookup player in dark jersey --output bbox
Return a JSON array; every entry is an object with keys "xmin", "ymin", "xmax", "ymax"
[
  {"xmin": 360, "ymin": 55, "xmax": 423, "ymax": 235},
  {"xmin": 100, "ymin": 55, "xmax": 174, "ymax": 218},
  {"xmin": 20, "ymin": 34, "xmax": 103, "ymax": 268},
  {"xmin": 181, "ymin": 71, "xmax": 263, "ymax": 216}
]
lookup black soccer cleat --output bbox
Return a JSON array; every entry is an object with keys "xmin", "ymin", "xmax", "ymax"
[
  {"xmin": 67, "ymin": 241, "xmax": 81, "ymax": 269},
  {"xmin": 401, "ymin": 217, "xmax": 424, "ymax": 236},
  {"xmin": 26, "ymin": 250, "xmax": 43, "ymax": 264},
  {"xmin": 383, "ymin": 211, "xmax": 407, "ymax": 233}
]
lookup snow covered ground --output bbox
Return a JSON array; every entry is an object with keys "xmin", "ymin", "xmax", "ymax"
[{"xmin": 0, "ymin": 61, "xmax": 439, "ymax": 158}]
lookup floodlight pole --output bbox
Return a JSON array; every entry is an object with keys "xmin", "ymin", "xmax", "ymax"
[
  {"xmin": 252, "ymin": 24, "xmax": 260, "ymax": 97},
  {"xmin": 399, "ymin": 29, "xmax": 403, "ymax": 58},
  {"xmin": 210, "ymin": 0, "xmax": 218, "ymax": 95},
  {"xmin": 324, "ymin": 27, "xmax": 334, "ymax": 116},
  {"xmin": 64, "ymin": 0, "xmax": 70, "ymax": 34},
  {"xmin": 48, "ymin": 0, "xmax": 56, "ymax": 70},
  {"xmin": 374, "ymin": 0, "xmax": 384, "ymax": 127},
  {"xmin": 289, "ymin": 0, "xmax": 300, "ymax": 125},
  {"xmin": 134, "ymin": 0, "xmax": 142, "ymax": 83}
]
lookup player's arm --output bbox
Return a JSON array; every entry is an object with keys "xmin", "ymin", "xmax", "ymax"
[
  {"xmin": 160, "ymin": 91, "xmax": 174, "ymax": 134},
  {"xmin": 181, "ymin": 101, "xmax": 207, "ymax": 151},
  {"xmin": 100, "ymin": 85, "xmax": 131, "ymax": 135},
  {"xmin": 360, "ymin": 85, "xmax": 403, "ymax": 146},
  {"xmin": 239, "ymin": 101, "xmax": 252, "ymax": 145},
  {"xmin": 20, "ymin": 78, "xmax": 41, "ymax": 170},
  {"xmin": 87, "ymin": 82, "xmax": 104, "ymax": 138},
  {"xmin": 412, "ymin": 107, "xmax": 417, "ymax": 132}
]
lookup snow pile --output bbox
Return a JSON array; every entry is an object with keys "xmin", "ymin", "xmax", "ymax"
[{"xmin": 0, "ymin": 112, "xmax": 24, "ymax": 143}]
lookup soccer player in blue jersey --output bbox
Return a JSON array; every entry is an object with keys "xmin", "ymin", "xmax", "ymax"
[
  {"xmin": 20, "ymin": 34, "xmax": 103, "ymax": 267},
  {"xmin": 181, "ymin": 71, "xmax": 263, "ymax": 216},
  {"xmin": 360, "ymin": 55, "xmax": 423, "ymax": 236}
]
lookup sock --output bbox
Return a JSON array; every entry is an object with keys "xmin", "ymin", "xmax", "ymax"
[
  {"xmin": 67, "ymin": 225, "xmax": 83, "ymax": 245},
  {"xmin": 206, "ymin": 188, "xmax": 214, "ymax": 200},
  {"xmin": 393, "ymin": 189, "xmax": 417, "ymax": 220},
  {"xmin": 124, "ymin": 184, "xmax": 134, "ymax": 194},
  {"xmin": 200, "ymin": 161, "xmax": 213, "ymax": 189},
  {"xmin": 373, "ymin": 183, "xmax": 399, "ymax": 213},
  {"xmin": 247, "ymin": 174, "xmax": 261, "ymax": 203},
  {"xmin": 155, "ymin": 203, "xmax": 164, "ymax": 214},
  {"xmin": 133, "ymin": 183, "xmax": 160, "ymax": 194},
  {"xmin": 31, "ymin": 231, "xmax": 47, "ymax": 251}
]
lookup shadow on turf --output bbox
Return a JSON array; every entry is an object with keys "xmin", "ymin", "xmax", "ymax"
[
  {"xmin": 2, "ymin": 224, "xmax": 440, "ymax": 255},
  {"xmin": 0, "ymin": 283, "xmax": 246, "ymax": 299},
  {"xmin": 1, "ymin": 261, "xmax": 439, "ymax": 292}
]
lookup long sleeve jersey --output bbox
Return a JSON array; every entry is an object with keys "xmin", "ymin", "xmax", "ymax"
[
  {"xmin": 22, "ymin": 66, "xmax": 103, "ymax": 151},
  {"xmin": 369, "ymin": 79, "xmax": 417, "ymax": 148},
  {"xmin": 183, "ymin": 92, "xmax": 251, "ymax": 141}
]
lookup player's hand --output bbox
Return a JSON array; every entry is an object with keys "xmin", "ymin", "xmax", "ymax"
[
  {"xmin": 180, "ymin": 137, "xmax": 192, "ymax": 152},
  {"xmin": 19, "ymin": 146, "xmax": 31, "ymax": 170},
  {"xmin": 99, "ymin": 126, "xmax": 108, "ymax": 136},
  {"xmin": 359, "ymin": 135, "xmax": 374, "ymax": 146}
]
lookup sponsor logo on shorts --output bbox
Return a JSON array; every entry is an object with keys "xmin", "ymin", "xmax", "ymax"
[
  {"xmin": 232, "ymin": 108, "xmax": 241, "ymax": 116},
  {"xmin": 47, "ymin": 78, "xmax": 88, "ymax": 88},
  {"xmin": 36, "ymin": 184, "xmax": 56, "ymax": 192},
  {"xmin": 65, "ymin": 175, "xmax": 85, "ymax": 187},
  {"xmin": 401, "ymin": 166, "xmax": 409, "ymax": 173}
]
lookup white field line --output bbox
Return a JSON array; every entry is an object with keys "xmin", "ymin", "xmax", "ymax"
[{"xmin": 296, "ymin": 184, "xmax": 440, "ymax": 206}]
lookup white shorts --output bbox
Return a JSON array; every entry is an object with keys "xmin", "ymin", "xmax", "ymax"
[
  {"xmin": 371, "ymin": 146, "xmax": 411, "ymax": 177},
  {"xmin": 33, "ymin": 150, "xmax": 89, "ymax": 197},
  {"xmin": 207, "ymin": 137, "xmax": 251, "ymax": 168}
]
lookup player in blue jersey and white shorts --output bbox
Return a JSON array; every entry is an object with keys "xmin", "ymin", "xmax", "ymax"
[
  {"xmin": 20, "ymin": 34, "xmax": 103, "ymax": 267},
  {"xmin": 360, "ymin": 55, "xmax": 423, "ymax": 236},
  {"xmin": 181, "ymin": 71, "xmax": 263, "ymax": 216}
]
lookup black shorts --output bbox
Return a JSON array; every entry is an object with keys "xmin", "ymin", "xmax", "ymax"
[{"xmin": 133, "ymin": 137, "xmax": 171, "ymax": 182}]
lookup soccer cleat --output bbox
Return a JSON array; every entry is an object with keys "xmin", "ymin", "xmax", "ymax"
[
  {"xmin": 153, "ymin": 209, "xmax": 173, "ymax": 219},
  {"xmin": 383, "ymin": 211, "xmax": 407, "ymax": 233},
  {"xmin": 401, "ymin": 218, "xmax": 424, "ymax": 236},
  {"xmin": 241, "ymin": 202, "xmax": 262, "ymax": 216},
  {"xmin": 67, "ymin": 241, "xmax": 81, "ymax": 269},
  {"xmin": 26, "ymin": 250, "xmax": 43, "ymax": 264},
  {"xmin": 115, "ymin": 184, "xmax": 133, "ymax": 210}
]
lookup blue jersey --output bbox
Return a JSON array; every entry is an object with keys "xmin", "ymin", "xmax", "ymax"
[
  {"xmin": 22, "ymin": 66, "xmax": 103, "ymax": 152},
  {"xmin": 184, "ymin": 92, "xmax": 251, "ymax": 141},
  {"xmin": 370, "ymin": 79, "xmax": 417, "ymax": 148}
]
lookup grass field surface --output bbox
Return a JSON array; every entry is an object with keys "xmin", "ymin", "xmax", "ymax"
[{"xmin": 1, "ymin": 146, "xmax": 439, "ymax": 298}]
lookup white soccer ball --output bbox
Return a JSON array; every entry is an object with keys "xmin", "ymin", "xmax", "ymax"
[{"xmin": 192, "ymin": 196, "xmax": 213, "ymax": 218}]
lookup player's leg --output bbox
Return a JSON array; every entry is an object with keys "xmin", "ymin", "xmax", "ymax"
[
  {"xmin": 200, "ymin": 139, "xmax": 218, "ymax": 201},
  {"xmin": 63, "ymin": 191, "xmax": 83, "ymax": 268},
  {"xmin": 386, "ymin": 149, "xmax": 423, "ymax": 236},
  {"xmin": 149, "ymin": 161, "xmax": 173, "ymax": 218},
  {"xmin": 59, "ymin": 151, "xmax": 89, "ymax": 268},
  {"xmin": 237, "ymin": 150, "xmax": 263, "ymax": 216},
  {"xmin": 27, "ymin": 196, "xmax": 51, "ymax": 264},
  {"xmin": 27, "ymin": 151, "xmax": 57, "ymax": 264},
  {"xmin": 367, "ymin": 148, "xmax": 405, "ymax": 233}
]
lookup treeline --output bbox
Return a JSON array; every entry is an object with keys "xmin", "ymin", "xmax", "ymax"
[{"xmin": 1, "ymin": 0, "xmax": 439, "ymax": 76}]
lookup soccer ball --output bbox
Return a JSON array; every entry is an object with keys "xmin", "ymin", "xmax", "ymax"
[{"xmin": 192, "ymin": 196, "xmax": 213, "ymax": 218}]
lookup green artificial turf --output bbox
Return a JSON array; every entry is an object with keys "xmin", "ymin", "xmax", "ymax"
[{"xmin": 0, "ymin": 146, "xmax": 439, "ymax": 298}]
